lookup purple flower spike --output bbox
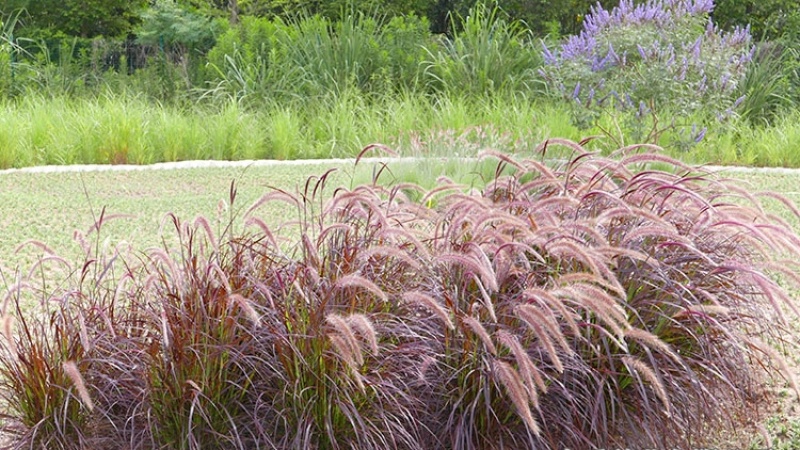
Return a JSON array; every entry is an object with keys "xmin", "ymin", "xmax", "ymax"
[
  {"xmin": 719, "ymin": 73, "xmax": 730, "ymax": 91},
  {"xmin": 697, "ymin": 75, "xmax": 708, "ymax": 93},
  {"xmin": 691, "ymin": 36, "xmax": 703, "ymax": 60},
  {"xmin": 572, "ymin": 82, "xmax": 581, "ymax": 99},
  {"xmin": 542, "ymin": 43, "xmax": 557, "ymax": 65},
  {"xmin": 637, "ymin": 44, "xmax": 647, "ymax": 60},
  {"xmin": 607, "ymin": 43, "xmax": 619, "ymax": 63},
  {"xmin": 676, "ymin": 57, "xmax": 689, "ymax": 81},
  {"xmin": 705, "ymin": 19, "xmax": 715, "ymax": 37},
  {"xmin": 694, "ymin": 127, "xmax": 707, "ymax": 143}
]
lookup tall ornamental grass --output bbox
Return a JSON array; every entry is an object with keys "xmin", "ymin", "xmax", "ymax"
[
  {"xmin": 205, "ymin": 12, "xmax": 432, "ymax": 104},
  {"xmin": 0, "ymin": 92, "xmax": 580, "ymax": 168},
  {"xmin": 421, "ymin": 4, "xmax": 542, "ymax": 96},
  {"xmin": 1, "ymin": 141, "xmax": 799, "ymax": 448}
]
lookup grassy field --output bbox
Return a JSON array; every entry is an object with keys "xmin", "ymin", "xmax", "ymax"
[
  {"xmin": 3, "ymin": 158, "xmax": 800, "ymax": 271},
  {"xmin": 0, "ymin": 162, "xmax": 344, "ymax": 272},
  {"xmin": 0, "ymin": 157, "xmax": 501, "ymax": 271}
]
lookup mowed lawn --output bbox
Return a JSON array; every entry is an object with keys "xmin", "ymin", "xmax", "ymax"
[
  {"xmin": 2, "ymin": 159, "xmax": 800, "ymax": 274},
  {"xmin": 0, "ymin": 162, "xmax": 356, "ymax": 273}
]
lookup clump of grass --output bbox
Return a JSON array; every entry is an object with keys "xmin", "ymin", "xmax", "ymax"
[
  {"xmin": 1, "ymin": 141, "xmax": 799, "ymax": 448},
  {"xmin": 0, "ymin": 289, "xmax": 94, "ymax": 449},
  {"xmin": 421, "ymin": 4, "xmax": 542, "ymax": 96},
  {"xmin": 0, "ymin": 211, "xmax": 135, "ymax": 449}
]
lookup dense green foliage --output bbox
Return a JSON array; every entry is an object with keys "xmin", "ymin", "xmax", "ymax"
[
  {"xmin": 136, "ymin": 0, "xmax": 221, "ymax": 51},
  {"xmin": 0, "ymin": 1, "xmax": 798, "ymax": 169},
  {"xmin": 207, "ymin": 12, "xmax": 432, "ymax": 98},
  {"xmin": 1, "ymin": 0, "xmax": 147, "ymax": 38},
  {"xmin": 14, "ymin": 0, "xmax": 796, "ymax": 41},
  {"xmin": 713, "ymin": 0, "xmax": 800, "ymax": 40},
  {"xmin": 3, "ymin": 0, "xmax": 608, "ymax": 38}
]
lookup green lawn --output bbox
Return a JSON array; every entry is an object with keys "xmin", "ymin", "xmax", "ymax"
[
  {"xmin": 0, "ymin": 162, "xmax": 349, "ymax": 273},
  {"xmin": 3, "ymin": 160, "xmax": 800, "ymax": 273}
]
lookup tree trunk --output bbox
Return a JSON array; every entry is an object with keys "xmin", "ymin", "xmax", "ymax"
[{"xmin": 229, "ymin": 0, "xmax": 239, "ymax": 25}]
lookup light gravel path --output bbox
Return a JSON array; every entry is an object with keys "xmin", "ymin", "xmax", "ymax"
[
  {"xmin": 0, "ymin": 158, "xmax": 429, "ymax": 175},
  {"xmin": 2, "ymin": 158, "xmax": 799, "ymax": 175}
]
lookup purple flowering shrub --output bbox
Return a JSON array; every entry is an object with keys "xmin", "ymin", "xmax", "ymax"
[{"xmin": 541, "ymin": 0, "xmax": 754, "ymax": 137}]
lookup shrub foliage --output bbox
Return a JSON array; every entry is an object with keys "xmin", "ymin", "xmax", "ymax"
[
  {"xmin": 1, "ymin": 141, "xmax": 799, "ymax": 448},
  {"xmin": 540, "ymin": 0, "xmax": 754, "ymax": 120}
]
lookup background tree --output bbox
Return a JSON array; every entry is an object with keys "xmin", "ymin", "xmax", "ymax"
[
  {"xmin": 0, "ymin": 0, "xmax": 147, "ymax": 38},
  {"xmin": 713, "ymin": 0, "xmax": 800, "ymax": 40},
  {"xmin": 500, "ymin": 0, "xmax": 618, "ymax": 36},
  {"xmin": 137, "ymin": 0, "xmax": 221, "ymax": 52},
  {"xmin": 425, "ymin": 0, "xmax": 619, "ymax": 36}
]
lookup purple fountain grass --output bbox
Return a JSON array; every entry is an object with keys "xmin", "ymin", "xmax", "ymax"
[{"xmin": 2, "ymin": 141, "xmax": 800, "ymax": 449}]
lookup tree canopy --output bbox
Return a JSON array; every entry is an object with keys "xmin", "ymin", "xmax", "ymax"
[
  {"xmin": 1, "ymin": 0, "xmax": 147, "ymax": 38},
  {"xmin": 2, "ymin": 0, "xmax": 797, "ymax": 41}
]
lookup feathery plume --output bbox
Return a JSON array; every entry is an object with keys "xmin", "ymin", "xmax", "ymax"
[
  {"xmin": 462, "ymin": 316, "xmax": 497, "ymax": 355},
  {"xmin": 496, "ymin": 329, "xmax": 545, "ymax": 401},
  {"xmin": 622, "ymin": 356, "xmax": 671, "ymax": 415},
  {"xmin": 359, "ymin": 245, "xmax": 422, "ymax": 270},
  {"xmin": 524, "ymin": 288, "xmax": 581, "ymax": 337},
  {"xmin": 328, "ymin": 334, "xmax": 366, "ymax": 393},
  {"xmin": 402, "ymin": 291, "xmax": 454, "ymax": 330},
  {"xmin": 438, "ymin": 253, "xmax": 497, "ymax": 294},
  {"xmin": 193, "ymin": 216, "xmax": 218, "ymax": 254},
  {"xmin": 327, "ymin": 313, "xmax": 364, "ymax": 366},
  {"xmin": 515, "ymin": 305, "xmax": 565, "ymax": 373},
  {"xmin": 230, "ymin": 294, "xmax": 261, "ymax": 327},
  {"xmin": 160, "ymin": 309, "xmax": 170, "ymax": 350},
  {"xmin": 558, "ymin": 284, "xmax": 628, "ymax": 337},
  {"xmin": 302, "ymin": 234, "xmax": 320, "ymax": 270},
  {"xmin": 346, "ymin": 314, "xmax": 379, "ymax": 354},
  {"xmin": 516, "ymin": 304, "xmax": 571, "ymax": 353},
  {"xmin": 625, "ymin": 328, "xmax": 680, "ymax": 363},
  {"xmin": 494, "ymin": 360, "xmax": 541, "ymax": 436},
  {"xmin": 1, "ymin": 315, "xmax": 17, "ymax": 357},
  {"xmin": 329, "ymin": 334, "xmax": 357, "ymax": 369},
  {"xmin": 335, "ymin": 274, "xmax": 388, "ymax": 302},
  {"xmin": 63, "ymin": 361, "xmax": 94, "ymax": 412},
  {"xmin": 474, "ymin": 277, "xmax": 498, "ymax": 323},
  {"xmin": 209, "ymin": 262, "xmax": 233, "ymax": 294},
  {"xmin": 672, "ymin": 304, "xmax": 730, "ymax": 319},
  {"xmin": 78, "ymin": 312, "xmax": 91, "ymax": 352}
]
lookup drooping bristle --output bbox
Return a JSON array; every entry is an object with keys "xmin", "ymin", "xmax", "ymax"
[{"xmin": 63, "ymin": 361, "xmax": 94, "ymax": 412}]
